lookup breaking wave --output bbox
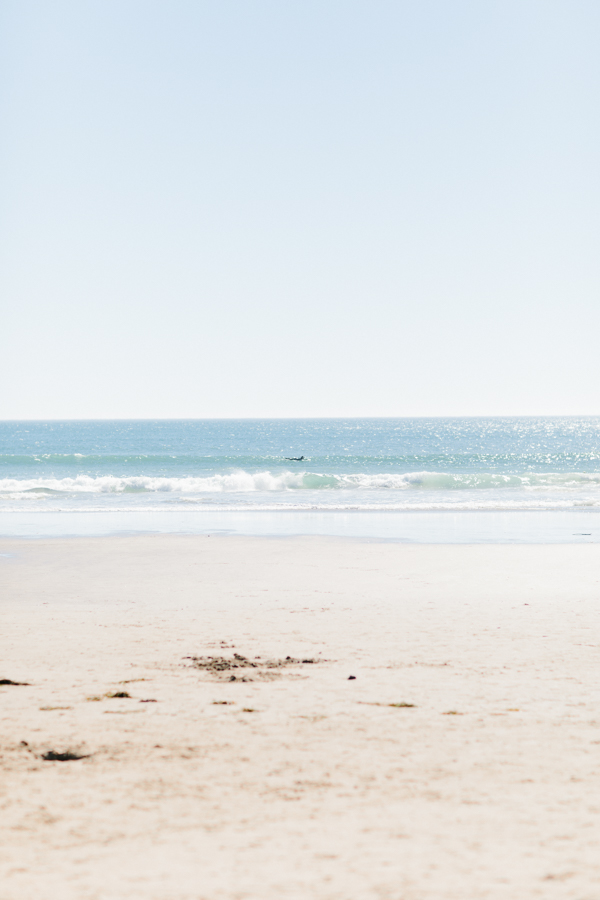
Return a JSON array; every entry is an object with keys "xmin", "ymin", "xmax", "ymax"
[{"xmin": 3, "ymin": 469, "xmax": 600, "ymax": 495}]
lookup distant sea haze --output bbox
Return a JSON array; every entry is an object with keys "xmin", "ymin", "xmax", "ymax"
[{"xmin": 1, "ymin": 418, "xmax": 600, "ymax": 514}]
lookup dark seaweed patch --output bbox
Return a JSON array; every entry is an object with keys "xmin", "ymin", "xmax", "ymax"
[
  {"xmin": 186, "ymin": 654, "xmax": 318, "ymax": 680},
  {"xmin": 41, "ymin": 750, "xmax": 89, "ymax": 761}
]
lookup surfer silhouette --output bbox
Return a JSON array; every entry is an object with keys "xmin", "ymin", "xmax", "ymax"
[{"xmin": 285, "ymin": 455, "xmax": 305, "ymax": 461}]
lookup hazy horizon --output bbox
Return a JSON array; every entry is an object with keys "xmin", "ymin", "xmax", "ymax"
[{"xmin": 4, "ymin": 413, "xmax": 600, "ymax": 422}]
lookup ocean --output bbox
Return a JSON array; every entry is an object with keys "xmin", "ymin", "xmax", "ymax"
[{"xmin": 1, "ymin": 417, "xmax": 600, "ymax": 540}]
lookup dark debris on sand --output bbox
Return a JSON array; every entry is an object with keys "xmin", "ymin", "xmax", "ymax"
[
  {"xmin": 0, "ymin": 679, "xmax": 30, "ymax": 686},
  {"xmin": 185, "ymin": 653, "xmax": 318, "ymax": 681},
  {"xmin": 41, "ymin": 750, "xmax": 89, "ymax": 762}
]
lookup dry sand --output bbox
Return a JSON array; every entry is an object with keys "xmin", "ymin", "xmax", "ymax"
[{"xmin": 1, "ymin": 535, "xmax": 600, "ymax": 899}]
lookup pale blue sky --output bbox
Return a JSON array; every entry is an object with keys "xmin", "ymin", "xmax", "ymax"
[{"xmin": 1, "ymin": 1, "xmax": 599, "ymax": 418}]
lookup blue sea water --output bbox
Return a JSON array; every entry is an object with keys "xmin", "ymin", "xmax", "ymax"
[{"xmin": 1, "ymin": 418, "xmax": 600, "ymax": 540}]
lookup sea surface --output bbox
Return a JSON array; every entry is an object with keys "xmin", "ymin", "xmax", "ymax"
[{"xmin": 1, "ymin": 418, "xmax": 600, "ymax": 540}]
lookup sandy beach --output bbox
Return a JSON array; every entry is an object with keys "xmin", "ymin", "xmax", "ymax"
[{"xmin": 2, "ymin": 535, "xmax": 600, "ymax": 899}]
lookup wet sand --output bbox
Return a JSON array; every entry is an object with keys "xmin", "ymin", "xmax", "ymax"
[{"xmin": 2, "ymin": 536, "xmax": 600, "ymax": 899}]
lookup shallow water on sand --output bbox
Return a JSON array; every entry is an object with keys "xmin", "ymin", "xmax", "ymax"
[{"xmin": 0, "ymin": 510, "xmax": 597, "ymax": 543}]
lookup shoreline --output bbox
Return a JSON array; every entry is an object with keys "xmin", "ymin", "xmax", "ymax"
[{"xmin": 1, "ymin": 507, "xmax": 599, "ymax": 542}]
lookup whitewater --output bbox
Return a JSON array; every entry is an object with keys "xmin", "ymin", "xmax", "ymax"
[{"xmin": 4, "ymin": 468, "xmax": 600, "ymax": 512}]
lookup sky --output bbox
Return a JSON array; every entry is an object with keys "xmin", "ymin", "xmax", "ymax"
[{"xmin": 1, "ymin": 0, "xmax": 599, "ymax": 419}]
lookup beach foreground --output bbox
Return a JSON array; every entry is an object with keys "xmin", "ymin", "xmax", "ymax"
[{"xmin": 2, "ymin": 536, "xmax": 600, "ymax": 899}]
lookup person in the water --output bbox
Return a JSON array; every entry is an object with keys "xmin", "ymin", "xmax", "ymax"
[{"xmin": 285, "ymin": 456, "xmax": 305, "ymax": 461}]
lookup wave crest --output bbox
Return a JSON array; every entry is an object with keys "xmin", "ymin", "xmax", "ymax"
[{"xmin": 3, "ymin": 469, "xmax": 600, "ymax": 496}]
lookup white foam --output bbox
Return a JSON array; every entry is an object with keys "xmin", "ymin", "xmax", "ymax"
[{"xmin": 2, "ymin": 469, "xmax": 600, "ymax": 496}]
